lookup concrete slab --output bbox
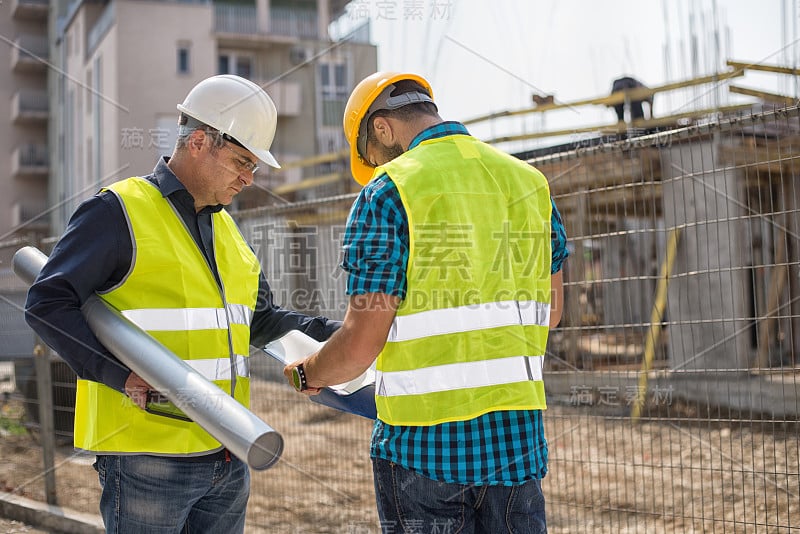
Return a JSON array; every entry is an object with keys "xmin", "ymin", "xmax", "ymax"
[{"xmin": 0, "ymin": 492, "xmax": 103, "ymax": 534}]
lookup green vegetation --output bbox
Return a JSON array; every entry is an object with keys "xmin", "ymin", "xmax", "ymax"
[{"xmin": 0, "ymin": 400, "xmax": 29, "ymax": 436}]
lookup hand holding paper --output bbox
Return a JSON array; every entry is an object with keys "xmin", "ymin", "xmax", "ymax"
[{"xmin": 264, "ymin": 330, "xmax": 377, "ymax": 419}]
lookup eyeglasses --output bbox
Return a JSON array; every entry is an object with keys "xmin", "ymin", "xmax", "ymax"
[{"xmin": 219, "ymin": 142, "xmax": 260, "ymax": 174}]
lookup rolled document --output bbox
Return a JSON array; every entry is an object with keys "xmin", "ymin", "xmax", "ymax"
[
  {"xmin": 14, "ymin": 246, "xmax": 283, "ymax": 470},
  {"xmin": 263, "ymin": 330, "xmax": 377, "ymax": 419}
]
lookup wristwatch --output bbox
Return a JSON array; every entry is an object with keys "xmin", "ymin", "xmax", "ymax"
[{"xmin": 291, "ymin": 363, "xmax": 308, "ymax": 392}]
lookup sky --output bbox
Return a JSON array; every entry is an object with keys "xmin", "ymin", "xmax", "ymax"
[{"xmin": 333, "ymin": 0, "xmax": 793, "ymax": 152}]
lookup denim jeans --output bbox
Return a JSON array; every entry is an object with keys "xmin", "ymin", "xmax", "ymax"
[
  {"xmin": 372, "ymin": 458, "xmax": 546, "ymax": 534},
  {"xmin": 93, "ymin": 454, "xmax": 249, "ymax": 534}
]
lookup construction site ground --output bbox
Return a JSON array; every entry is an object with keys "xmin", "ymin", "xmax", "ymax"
[
  {"xmin": 0, "ymin": 519, "xmax": 46, "ymax": 533},
  {"xmin": 0, "ymin": 378, "xmax": 797, "ymax": 533}
]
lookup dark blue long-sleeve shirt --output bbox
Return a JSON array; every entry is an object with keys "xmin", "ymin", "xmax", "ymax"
[{"xmin": 25, "ymin": 157, "xmax": 339, "ymax": 394}]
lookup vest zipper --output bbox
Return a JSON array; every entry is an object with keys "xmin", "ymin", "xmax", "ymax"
[{"xmin": 210, "ymin": 217, "xmax": 239, "ymax": 397}]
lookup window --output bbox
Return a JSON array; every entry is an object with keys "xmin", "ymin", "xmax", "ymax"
[
  {"xmin": 177, "ymin": 44, "xmax": 191, "ymax": 75},
  {"xmin": 218, "ymin": 55, "xmax": 229, "ymax": 75},
  {"xmin": 74, "ymin": 22, "xmax": 80, "ymax": 56},
  {"xmin": 85, "ymin": 69, "xmax": 92, "ymax": 115},
  {"xmin": 235, "ymin": 56, "xmax": 252, "ymax": 79},
  {"xmin": 93, "ymin": 56, "xmax": 103, "ymax": 187},
  {"xmin": 319, "ymin": 62, "xmax": 348, "ymax": 127},
  {"xmin": 86, "ymin": 142, "xmax": 92, "ymax": 185},
  {"xmin": 218, "ymin": 52, "xmax": 253, "ymax": 79}
]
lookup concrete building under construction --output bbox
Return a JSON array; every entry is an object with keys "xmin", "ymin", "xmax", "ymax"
[{"xmin": 233, "ymin": 62, "xmax": 800, "ymax": 419}]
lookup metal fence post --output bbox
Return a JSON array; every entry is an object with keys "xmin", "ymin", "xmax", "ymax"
[{"xmin": 33, "ymin": 340, "xmax": 57, "ymax": 506}]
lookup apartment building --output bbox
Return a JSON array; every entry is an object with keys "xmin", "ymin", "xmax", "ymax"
[
  {"xmin": 7, "ymin": 0, "xmax": 375, "ymax": 237},
  {"xmin": 1, "ymin": 0, "xmax": 50, "ymax": 242}
]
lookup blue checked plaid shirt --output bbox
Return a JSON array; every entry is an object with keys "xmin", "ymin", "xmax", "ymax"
[{"xmin": 342, "ymin": 122, "xmax": 569, "ymax": 485}]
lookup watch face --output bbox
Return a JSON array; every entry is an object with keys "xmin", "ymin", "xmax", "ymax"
[{"xmin": 292, "ymin": 367, "xmax": 302, "ymax": 391}]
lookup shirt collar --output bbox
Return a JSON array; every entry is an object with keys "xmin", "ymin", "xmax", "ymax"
[
  {"xmin": 150, "ymin": 156, "xmax": 223, "ymax": 214},
  {"xmin": 407, "ymin": 121, "xmax": 471, "ymax": 151}
]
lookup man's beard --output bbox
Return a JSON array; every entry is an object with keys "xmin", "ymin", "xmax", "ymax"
[{"xmin": 376, "ymin": 142, "xmax": 405, "ymax": 164}]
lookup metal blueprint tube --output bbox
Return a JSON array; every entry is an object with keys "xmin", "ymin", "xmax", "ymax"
[{"xmin": 14, "ymin": 246, "xmax": 283, "ymax": 470}]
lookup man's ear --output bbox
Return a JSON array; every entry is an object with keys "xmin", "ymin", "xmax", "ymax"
[
  {"xmin": 371, "ymin": 116, "xmax": 394, "ymax": 145},
  {"xmin": 188, "ymin": 129, "xmax": 207, "ymax": 155}
]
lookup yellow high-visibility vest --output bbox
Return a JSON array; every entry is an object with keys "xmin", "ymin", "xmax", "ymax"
[
  {"xmin": 73, "ymin": 177, "xmax": 260, "ymax": 455},
  {"xmin": 374, "ymin": 134, "xmax": 552, "ymax": 426}
]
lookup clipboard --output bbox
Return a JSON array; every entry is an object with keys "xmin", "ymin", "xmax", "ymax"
[{"xmin": 262, "ymin": 330, "xmax": 377, "ymax": 419}]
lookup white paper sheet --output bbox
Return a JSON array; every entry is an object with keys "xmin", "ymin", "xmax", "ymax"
[{"xmin": 263, "ymin": 330, "xmax": 376, "ymax": 396}]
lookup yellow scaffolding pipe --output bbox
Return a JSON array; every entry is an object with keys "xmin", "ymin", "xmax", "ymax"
[
  {"xmin": 271, "ymin": 172, "xmax": 345, "ymax": 195},
  {"xmin": 483, "ymin": 104, "xmax": 753, "ymax": 146},
  {"xmin": 631, "ymin": 228, "xmax": 681, "ymax": 421},
  {"xmin": 462, "ymin": 70, "xmax": 746, "ymax": 126},
  {"xmin": 729, "ymin": 85, "xmax": 797, "ymax": 107},
  {"xmin": 726, "ymin": 59, "xmax": 800, "ymax": 76},
  {"xmin": 274, "ymin": 149, "xmax": 349, "ymax": 171}
]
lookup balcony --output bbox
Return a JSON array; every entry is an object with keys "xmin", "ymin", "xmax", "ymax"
[
  {"xmin": 11, "ymin": 0, "xmax": 48, "ymax": 20},
  {"xmin": 11, "ymin": 35, "xmax": 49, "ymax": 73},
  {"xmin": 215, "ymin": 4, "xmax": 258, "ymax": 35},
  {"xmin": 12, "ymin": 90, "xmax": 49, "ymax": 124},
  {"xmin": 215, "ymin": 4, "xmax": 319, "ymax": 41},
  {"xmin": 257, "ymin": 79, "xmax": 302, "ymax": 117},
  {"xmin": 11, "ymin": 200, "xmax": 49, "ymax": 232},
  {"xmin": 271, "ymin": 6, "xmax": 318, "ymax": 39},
  {"xmin": 12, "ymin": 144, "xmax": 49, "ymax": 178}
]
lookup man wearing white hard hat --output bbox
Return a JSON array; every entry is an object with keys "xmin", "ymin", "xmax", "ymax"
[{"xmin": 25, "ymin": 75, "xmax": 340, "ymax": 533}]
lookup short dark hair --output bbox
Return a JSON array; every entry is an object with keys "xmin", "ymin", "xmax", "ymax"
[{"xmin": 365, "ymin": 80, "xmax": 438, "ymax": 138}]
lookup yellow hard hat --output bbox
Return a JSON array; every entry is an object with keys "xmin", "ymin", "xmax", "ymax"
[{"xmin": 343, "ymin": 72, "xmax": 434, "ymax": 186}]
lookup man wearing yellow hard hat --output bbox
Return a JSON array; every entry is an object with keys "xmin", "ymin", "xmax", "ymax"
[{"xmin": 285, "ymin": 71, "xmax": 569, "ymax": 533}]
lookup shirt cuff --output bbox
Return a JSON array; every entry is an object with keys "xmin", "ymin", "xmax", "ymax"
[{"xmin": 101, "ymin": 357, "xmax": 132, "ymax": 394}]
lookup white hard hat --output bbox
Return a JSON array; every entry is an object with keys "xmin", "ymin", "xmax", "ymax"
[{"xmin": 177, "ymin": 75, "xmax": 280, "ymax": 168}]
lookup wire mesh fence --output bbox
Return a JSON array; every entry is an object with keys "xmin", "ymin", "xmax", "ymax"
[
  {"xmin": 529, "ymin": 105, "xmax": 800, "ymax": 533},
  {"xmin": 1, "ymin": 105, "xmax": 798, "ymax": 532}
]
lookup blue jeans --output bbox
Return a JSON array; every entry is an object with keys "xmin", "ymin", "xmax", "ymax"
[
  {"xmin": 372, "ymin": 458, "xmax": 546, "ymax": 534},
  {"xmin": 93, "ymin": 454, "xmax": 249, "ymax": 534}
]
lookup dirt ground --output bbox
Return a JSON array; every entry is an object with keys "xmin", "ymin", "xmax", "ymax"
[
  {"xmin": 1, "ymin": 378, "xmax": 798, "ymax": 533},
  {"xmin": 0, "ymin": 518, "xmax": 47, "ymax": 533}
]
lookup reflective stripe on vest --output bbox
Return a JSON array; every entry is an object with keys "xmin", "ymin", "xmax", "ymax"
[
  {"xmin": 185, "ymin": 354, "xmax": 250, "ymax": 380},
  {"xmin": 121, "ymin": 304, "xmax": 253, "ymax": 331},
  {"xmin": 375, "ymin": 355, "xmax": 544, "ymax": 396},
  {"xmin": 388, "ymin": 299, "xmax": 550, "ymax": 342},
  {"xmin": 374, "ymin": 134, "xmax": 553, "ymax": 426}
]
